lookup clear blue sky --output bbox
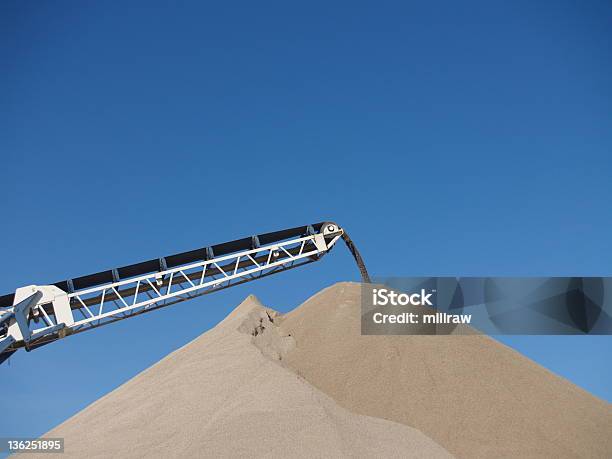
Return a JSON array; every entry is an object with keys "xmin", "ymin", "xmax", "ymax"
[{"xmin": 1, "ymin": 0, "xmax": 611, "ymax": 440}]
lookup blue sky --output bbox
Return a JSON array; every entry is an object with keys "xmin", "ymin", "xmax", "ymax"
[{"xmin": 1, "ymin": 0, "xmax": 611, "ymax": 439}]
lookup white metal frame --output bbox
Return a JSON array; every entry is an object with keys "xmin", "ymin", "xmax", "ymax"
[{"xmin": 0, "ymin": 226, "xmax": 343, "ymax": 356}]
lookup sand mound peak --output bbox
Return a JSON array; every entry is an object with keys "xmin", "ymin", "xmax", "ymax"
[{"xmin": 221, "ymin": 293, "xmax": 266, "ymax": 324}]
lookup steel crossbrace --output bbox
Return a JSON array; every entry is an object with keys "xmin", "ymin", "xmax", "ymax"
[{"xmin": 37, "ymin": 233, "xmax": 339, "ymax": 335}]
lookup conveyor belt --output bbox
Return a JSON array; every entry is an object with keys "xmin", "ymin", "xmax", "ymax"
[
  {"xmin": 0, "ymin": 223, "xmax": 327, "ymax": 308},
  {"xmin": 0, "ymin": 221, "xmax": 370, "ymax": 363}
]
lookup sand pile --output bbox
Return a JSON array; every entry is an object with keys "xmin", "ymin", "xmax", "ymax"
[
  {"xmin": 277, "ymin": 283, "xmax": 612, "ymax": 458},
  {"xmin": 38, "ymin": 294, "xmax": 451, "ymax": 458},
  {"xmin": 37, "ymin": 282, "xmax": 611, "ymax": 458}
]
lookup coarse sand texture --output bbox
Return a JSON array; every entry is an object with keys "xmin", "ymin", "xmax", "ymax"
[
  {"xmin": 36, "ymin": 292, "xmax": 451, "ymax": 458},
  {"xmin": 37, "ymin": 283, "xmax": 611, "ymax": 458},
  {"xmin": 279, "ymin": 283, "xmax": 612, "ymax": 459}
]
